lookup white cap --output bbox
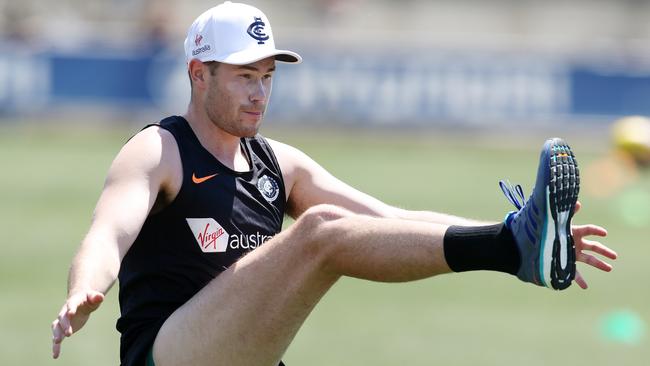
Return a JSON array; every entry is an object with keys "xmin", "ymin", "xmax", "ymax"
[{"xmin": 184, "ymin": 1, "xmax": 301, "ymax": 65}]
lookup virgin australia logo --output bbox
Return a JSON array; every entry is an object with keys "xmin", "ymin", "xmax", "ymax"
[
  {"xmin": 186, "ymin": 218, "xmax": 275, "ymax": 253},
  {"xmin": 186, "ymin": 218, "xmax": 229, "ymax": 253},
  {"xmin": 191, "ymin": 33, "xmax": 211, "ymax": 56},
  {"xmin": 247, "ymin": 17, "xmax": 270, "ymax": 44}
]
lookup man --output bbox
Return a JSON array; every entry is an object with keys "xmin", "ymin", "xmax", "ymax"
[{"xmin": 51, "ymin": 2, "xmax": 617, "ymax": 366}]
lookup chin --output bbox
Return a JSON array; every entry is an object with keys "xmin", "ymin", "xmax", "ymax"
[
  {"xmin": 234, "ymin": 126, "xmax": 260, "ymax": 138},
  {"xmin": 240, "ymin": 121, "xmax": 262, "ymax": 137},
  {"xmin": 222, "ymin": 119, "xmax": 261, "ymax": 138}
]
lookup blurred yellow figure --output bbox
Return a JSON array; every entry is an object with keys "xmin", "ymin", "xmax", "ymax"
[
  {"xmin": 612, "ymin": 115, "xmax": 650, "ymax": 167},
  {"xmin": 583, "ymin": 115, "xmax": 650, "ymax": 198}
]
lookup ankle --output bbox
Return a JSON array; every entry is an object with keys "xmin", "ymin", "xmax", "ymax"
[{"xmin": 443, "ymin": 223, "xmax": 520, "ymax": 275}]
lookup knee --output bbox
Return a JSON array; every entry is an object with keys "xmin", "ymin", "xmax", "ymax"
[
  {"xmin": 300, "ymin": 204, "xmax": 351, "ymax": 224},
  {"xmin": 290, "ymin": 204, "xmax": 351, "ymax": 255},
  {"xmin": 294, "ymin": 204, "xmax": 350, "ymax": 235}
]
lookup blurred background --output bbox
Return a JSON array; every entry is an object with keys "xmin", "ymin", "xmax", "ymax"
[
  {"xmin": 3, "ymin": 0, "xmax": 650, "ymax": 125},
  {"xmin": 1, "ymin": 0, "xmax": 648, "ymax": 365}
]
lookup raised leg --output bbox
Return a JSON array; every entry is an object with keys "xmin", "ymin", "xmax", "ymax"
[{"xmin": 152, "ymin": 204, "xmax": 451, "ymax": 366}]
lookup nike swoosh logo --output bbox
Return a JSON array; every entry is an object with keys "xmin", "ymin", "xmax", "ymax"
[{"xmin": 192, "ymin": 172, "xmax": 218, "ymax": 184}]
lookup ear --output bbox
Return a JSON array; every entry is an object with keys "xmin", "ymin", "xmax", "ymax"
[{"xmin": 188, "ymin": 59, "xmax": 207, "ymax": 88}]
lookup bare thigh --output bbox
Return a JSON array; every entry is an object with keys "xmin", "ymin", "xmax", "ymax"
[
  {"xmin": 152, "ymin": 204, "xmax": 449, "ymax": 366},
  {"xmin": 151, "ymin": 206, "xmax": 348, "ymax": 366}
]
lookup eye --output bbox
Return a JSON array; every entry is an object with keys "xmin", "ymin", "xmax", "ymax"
[
  {"xmin": 263, "ymin": 74, "xmax": 273, "ymax": 80},
  {"xmin": 240, "ymin": 74, "xmax": 252, "ymax": 80}
]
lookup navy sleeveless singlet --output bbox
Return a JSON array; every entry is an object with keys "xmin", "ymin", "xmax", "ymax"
[{"xmin": 116, "ymin": 116, "xmax": 286, "ymax": 365}]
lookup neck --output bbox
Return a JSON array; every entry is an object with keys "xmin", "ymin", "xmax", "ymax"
[{"xmin": 183, "ymin": 108, "xmax": 250, "ymax": 172}]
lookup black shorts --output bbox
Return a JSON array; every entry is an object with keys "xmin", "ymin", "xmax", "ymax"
[{"xmin": 120, "ymin": 319, "xmax": 165, "ymax": 366}]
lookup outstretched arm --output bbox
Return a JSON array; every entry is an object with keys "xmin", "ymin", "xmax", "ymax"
[
  {"xmin": 269, "ymin": 139, "xmax": 616, "ymax": 288},
  {"xmin": 51, "ymin": 127, "xmax": 180, "ymax": 359},
  {"xmin": 268, "ymin": 139, "xmax": 484, "ymax": 225}
]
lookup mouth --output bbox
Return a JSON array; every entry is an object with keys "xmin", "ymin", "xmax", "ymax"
[{"xmin": 242, "ymin": 110, "xmax": 264, "ymax": 120}]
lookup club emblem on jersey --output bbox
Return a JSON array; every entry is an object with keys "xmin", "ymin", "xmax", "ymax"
[
  {"xmin": 247, "ymin": 17, "xmax": 270, "ymax": 44},
  {"xmin": 257, "ymin": 175, "xmax": 279, "ymax": 202},
  {"xmin": 186, "ymin": 218, "xmax": 230, "ymax": 253}
]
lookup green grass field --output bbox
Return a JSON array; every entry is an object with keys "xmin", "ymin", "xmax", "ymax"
[{"xmin": 1, "ymin": 123, "xmax": 647, "ymax": 365}]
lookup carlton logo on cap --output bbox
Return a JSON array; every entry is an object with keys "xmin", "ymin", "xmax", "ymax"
[
  {"xmin": 247, "ymin": 17, "xmax": 270, "ymax": 44},
  {"xmin": 184, "ymin": 1, "xmax": 302, "ymax": 65}
]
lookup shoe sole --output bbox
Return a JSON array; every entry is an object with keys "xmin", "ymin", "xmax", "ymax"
[{"xmin": 541, "ymin": 139, "xmax": 579, "ymax": 290}]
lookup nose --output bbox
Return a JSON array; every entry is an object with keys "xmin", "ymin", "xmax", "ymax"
[{"xmin": 249, "ymin": 79, "xmax": 267, "ymax": 104}]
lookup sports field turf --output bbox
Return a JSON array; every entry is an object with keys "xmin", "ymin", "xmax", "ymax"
[{"xmin": 1, "ymin": 123, "xmax": 647, "ymax": 365}]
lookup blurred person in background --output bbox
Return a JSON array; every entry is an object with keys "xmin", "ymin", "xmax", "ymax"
[
  {"xmin": 2, "ymin": 3, "xmax": 32, "ymax": 43},
  {"xmin": 51, "ymin": 2, "xmax": 617, "ymax": 366},
  {"xmin": 611, "ymin": 115, "xmax": 650, "ymax": 168},
  {"xmin": 139, "ymin": 0, "xmax": 174, "ymax": 55},
  {"xmin": 583, "ymin": 115, "xmax": 650, "ymax": 198}
]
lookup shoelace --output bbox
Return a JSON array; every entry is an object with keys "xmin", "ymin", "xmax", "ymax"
[
  {"xmin": 499, "ymin": 180, "xmax": 525, "ymax": 210},
  {"xmin": 500, "ymin": 179, "xmax": 540, "ymax": 243}
]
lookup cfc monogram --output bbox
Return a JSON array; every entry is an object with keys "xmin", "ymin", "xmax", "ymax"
[{"xmin": 247, "ymin": 16, "xmax": 270, "ymax": 44}]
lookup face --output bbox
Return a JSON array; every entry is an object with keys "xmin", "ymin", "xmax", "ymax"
[{"xmin": 202, "ymin": 57, "xmax": 275, "ymax": 137}]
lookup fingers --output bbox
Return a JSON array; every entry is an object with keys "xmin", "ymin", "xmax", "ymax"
[
  {"xmin": 70, "ymin": 291, "xmax": 104, "ymax": 315},
  {"xmin": 572, "ymin": 223, "xmax": 617, "ymax": 271},
  {"xmin": 51, "ymin": 291, "xmax": 105, "ymax": 359},
  {"xmin": 573, "ymin": 224, "xmax": 608, "ymax": 238},
  {"xmin": 52, "ymin": 331, "xmax": 63, "ymax": 358},
  {"xmin": 68, "ymin": 291, "xmax": 104, "ymax": 318},
  {"xmin": 67, "ymin": 301, "xmax": 78, "ymax": 319},
  {"xmin": 577, "ymin": 251, "xmax": 613, "ymax": 272},
  {"xmin": 570, "ymin": 204, "xmax": 616, "ymax": 286},
  {"xmin": 580, "ymin": 239, "xmax": 618, "ymax": 260},
  {"xmin": 574, "ymin": 270, "xmax": 588, "ymax": 290},
  {"xmin": 51, "ymin": 316, "xmax": 65, "ymax": 359},
  {"xmin": 86, "ymin": 291, "xmax": 105, "ymax": 311},
  {"xmin": 55, "ymin": 305, "xmax": 72, "ymax": 337},
  {"xmin": 576, "ymin": 238, "xmax": 616, "ymax": 272},
  {"xmin": 52, "ymin": 302, "xmax": 74, "ymax": 359},
  {"xmin": 52, "ymin": 337, "xmax": 61, "ymax": 359}
]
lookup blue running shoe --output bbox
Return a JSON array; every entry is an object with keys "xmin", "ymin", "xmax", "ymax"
[{"xmin": 500, "ymin": 138, "xmax": 580, "ymax": 290}]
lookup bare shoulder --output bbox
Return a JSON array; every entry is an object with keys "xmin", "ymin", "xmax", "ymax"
[
  {"xmin": 114, "ymin": 126, "xmax": 179, "ymax": 172},
  {"xmin": 266, "ymin": 138, "xmax": 311, "ymax": 170},
  {"xmin": 265, "ymin": 138, "xmax": 315, "ymax": 202},
  {"xmin": 108, "ymin": 126, "xmax": 182, "ymax": 199}
]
